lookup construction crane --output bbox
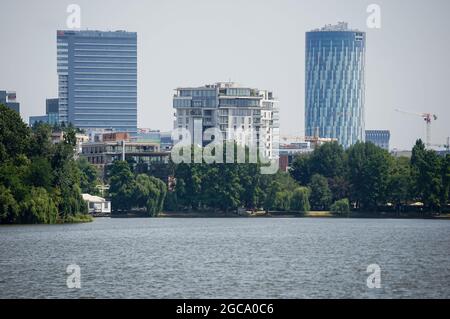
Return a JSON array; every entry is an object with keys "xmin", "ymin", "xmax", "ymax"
[{"xmin": 395, "ymin": 108, "xmax": 438, "ymax": 148}]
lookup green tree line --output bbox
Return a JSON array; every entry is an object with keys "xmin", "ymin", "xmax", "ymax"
[
  {"xmin": 0, "ymin": 104, "xmax": 96, "ymax": 224},
  {"xmin": 163, "ymin": 161, "xmax": 310, "ymax": 213},
  {"xmin": 159, "ymin": 144, "xmax": 311, "ymax": 214},
  {"xmin": 114, "ymin": 139, "xmax": 449, "ymax": 215},
  {"xmin": 289, "ymin": 140, "xmax": 450, "ymax": 213},
  {"xmin": 107, "ymin": 144, "xmax": 311, "ymax": 215}
]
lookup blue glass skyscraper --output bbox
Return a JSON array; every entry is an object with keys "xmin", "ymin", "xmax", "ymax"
[
  {"xmin": 57, "ymin": 30, "xmax": 137, "ymax": 134},
  {"xmin": 305, "ymin": 22, "xmax": 365, "ymax": 148}
]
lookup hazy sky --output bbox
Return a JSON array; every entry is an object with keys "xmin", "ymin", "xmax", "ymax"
[{"xmin": 0, "ymin": 0, "xmax": 449, "ymax": 150}]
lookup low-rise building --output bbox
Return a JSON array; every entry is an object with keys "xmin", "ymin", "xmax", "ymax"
[
  {"xmin": 134, "ymin": 129, "xmax": 174, "ymax": 151},
  {"xmin": 81, "ymin": 132, "xmax": 170, "ymax": 175},
  {"xmin": 160, "ymin": 131, "xmax": 173, "ymax": 151},
  {"xmin": 277, "ymin": 136, "xmax": 338, "ymax": 172},
  {"xmin": 278, "ymin": 142, "xmax": 313, "ymax": 172},
  {"xmin": 29, "ymin": 98, "xmax": 60, "ymax": 126},
  {"xmin": 82, "ymin": 194, "xmax": 111, "ymax": 215},
  {"xmin": 29, "ymin": 115, "xmax": 49, "ymax": 126}
]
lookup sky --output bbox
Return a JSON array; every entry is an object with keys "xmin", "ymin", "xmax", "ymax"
[{"xmin": 0, "ymin": 0, "xmax": 449, "ymax": 150}]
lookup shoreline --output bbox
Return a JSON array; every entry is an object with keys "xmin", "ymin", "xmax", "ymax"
[{"xmin": 108, "ymin": 211, "xmax": 450, "ymax": 220}]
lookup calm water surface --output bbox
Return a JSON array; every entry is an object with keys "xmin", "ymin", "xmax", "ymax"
[{"xmin": 0, "ymin": 218, "xmax": 449, "ymax": 298}]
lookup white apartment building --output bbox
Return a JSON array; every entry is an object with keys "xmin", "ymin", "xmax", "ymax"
[{"xmin": 173, "ymin": 82, "xmax": 279, "ymax": 159}]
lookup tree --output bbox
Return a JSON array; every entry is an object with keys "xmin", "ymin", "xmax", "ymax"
[
  {"xmin": 290, "ymin": 142, "xmax": 347, "ymax": 204},
  {"xmin": 26, "ymin": 157, "xmax": 53, "ymax": 191},
  {"xmin": 148, "ymin": 175, "xmax": 167, "ymax": 216},
  {"xmin": 173, "ymin": 163, "xmax": 203, "ymax": 210},
  {"xmin": 0, "ymin": 105, "xmax": 89, "ymax": 224},
  {"xmin": 214, "ymin": 164, "xmax": 243, "ymax": 212},
  {"xmin": 289, "ymin": 154, "xmax": 311, "ymax": 185},
  {"xmin": 20, "ymin": 187, "xmax": 58, "ymax": 224},
  {"xmin": 387, "ymin": 157, "xmax": 412, "ymax": 210},
  {"xmin": 77, "ymin": 157, "xmax": 100, "ymax": 195},
  {"xmin": 442, "ymin": 154, "xmax": 450, "ymax": 207},
  {"xmin": 0, "ymin": 185, "xmax": 20, "ymax": 223},
  {"xmin": 134, "ymin": 174, "xmax": 152, "ymax": 209},
  {"xmin": 274, "ymin": 191, "xmax": 291, "ymax": 211},
  {"xmin": 109, "ymin": 161, "xmax": 136, "ymax": 212},
  {"xmin": 133, "ymin": 174, "xmax": 167, "ymax": 216},
  {"xmin": 308, "ymin": 174, "xmax": 332, "ymax": 210},
  {"xmin": 63, "ymin": 126, "xmax": 77, "ymax": 147},
  {"xmin": 28, "ymin": 123, "xmax": 54, "ymax": 158},
  {"xmin": 108, "ymin": 162, "xmax": 167, "ymax": 216},
  {"xmin": 238, "ymin": 164, "xmax": 262, "ymax": 210},
  {"xmin": 153, "ymin": 176, "xmax": 167, "ymax": 214},
  {"xmin": 310, "ymin": 142, "xmax": 346, "ymax": 179},
  {"xmin": 0, "ymin": 104, "xmax": 30, "ymax": 162},
  {"xmin": 411, "ymin": 139, "xmax": 443, "ymax": 212},
  {"xmin": 0, "ymin": 156, "xmax": 29, "ymax": 203},
  {"xmin": 262, "ymin": 172, "xmax": 298, "ymax": 211},
  {"xmin": 330, "ymin": 198, "xmax": 350, "ymax": 215},
  {"xmin": 51, "ymin": 142, "xmax": 87, "ymax": 219},
  {"xmin": 328, "ymin": 176, "xmax": 350, "ymax": 203},
  {"xmin": 263, "ymin": 180, "xmax": 281, "ymax": 211},
  {"xmin": 347, "ymin": 142, "xmax": 391, "ymax": 211},
  {"xmin": 290, "ymin": 187, "xmax": 310, "ymax": 213}
]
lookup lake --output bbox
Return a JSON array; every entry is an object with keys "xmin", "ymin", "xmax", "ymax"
[{"xmin": 0, "ymin": 218, "xmax": 449, "ymax": 298}]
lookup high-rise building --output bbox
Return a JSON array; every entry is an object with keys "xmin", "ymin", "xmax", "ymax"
[
  {"xmin": 173, "ymin": 82, "xmax": 279, "ymax": 158},
  {"xmin": 305, "ymin": 22, "xmax": 366, "ymax": 148},
  {"xmin": 57, "ymin": 30, "xmax": 137, "ymax": 134},
  {"xmin": 365, "ymin": 130, "xmax": 390, "ymax": 151},
  {"xmin": 0, "ymin": 90, "xmax": 20, "ymax": 113}
]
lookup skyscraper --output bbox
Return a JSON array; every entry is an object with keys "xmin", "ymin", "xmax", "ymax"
[
  {"xmin": 57, "ymin": 30, "xmax": 137, "ymax": 134},
  {"xmin": 305, "ymin": 22, "xmax": 366, "ymax": 148}
]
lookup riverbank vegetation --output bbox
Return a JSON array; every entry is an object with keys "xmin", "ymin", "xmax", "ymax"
[
  {"xmin": 290, "ymin": 140, "xmax": 449, "ymax": 214},
  {"xmin": 165, "ymin": 161, "xmax": 310, "ymax": 214},
  {"xmin": 0, "ymin": 104, "xmax": 94, "ymax": 224},
  {"xmin": 108, "ymin": 161, "xmax": 167, "ymax": 216},
  {"xmin": 110, "ymin": 144, "xmax": 311, "ymax": 215},
  {"xmin": 2, "ymin": 102, "xmax": 448, "ymax": 221},
  {"xmin": 116, "ymin": 139, "xmax": 449, "ymax": 216}
]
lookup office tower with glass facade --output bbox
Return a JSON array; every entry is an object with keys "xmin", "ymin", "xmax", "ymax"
[
  {"xmin": 57, "ymin": 30, "xmax": 137, "ymax": 134},
  {"xmin": 365, "ymin": 130, "xmax": 390, "ymax": 151},
  {"xmin": 173, "ymin": 82, "xmax": 279, "ymax": 158},
  {"xmin": 305, "ymin": 22, "xmax": 366, "ymax": 148}
]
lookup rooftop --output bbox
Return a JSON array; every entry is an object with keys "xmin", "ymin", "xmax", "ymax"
[
  {"xmin": 82, "ymin": 194, "xmax": 107, "ymax": 202},
  {"xmin": 57, "ymin": 30, "xmax": 136, "ymax": 37},
  {"xmin": 310, "ymin": 22, "xmax": 361, "ymax": 32}
]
